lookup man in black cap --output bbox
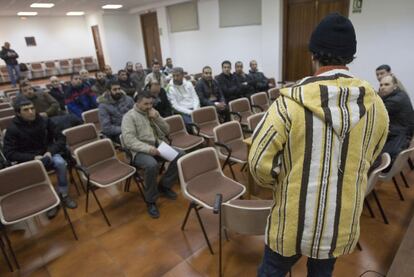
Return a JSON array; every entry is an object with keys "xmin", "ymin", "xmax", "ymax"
[{"xmin": 249, "ymin": 13, "xmax": 389, "ymax": 276}]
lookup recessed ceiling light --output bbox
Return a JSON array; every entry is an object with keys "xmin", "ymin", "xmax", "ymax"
[
  {"xmin": 102, "ymin": 4, "xmax": 123, "ymax": 9},
  {"xmin": 17, "ymin": 12, "xmax": 38, "ymax": 16},
  {"xmin": 30, "ymin": 3, "xmax": 55, "ymax": 8},
  {"xmin": 66, "ymin": 11, "xmax": 85, "ymax": 16}
]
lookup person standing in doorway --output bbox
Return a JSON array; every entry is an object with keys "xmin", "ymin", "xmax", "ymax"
[{"xmin": 0, "ymin": 42, "xmax": 20, "ymax": 87}]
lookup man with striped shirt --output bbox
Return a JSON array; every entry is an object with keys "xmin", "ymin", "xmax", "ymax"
[{"xmin": 249, "ymin": 13, "xmax": 389, "ymax": 276}]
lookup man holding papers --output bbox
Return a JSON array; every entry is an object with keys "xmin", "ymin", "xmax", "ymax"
[{"xmin": 122, "ymin": 91, "xmax": 183, "ymax": 218}]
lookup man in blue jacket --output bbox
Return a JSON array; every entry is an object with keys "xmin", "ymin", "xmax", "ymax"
[{"xmin": 64, "ymin": 73, "xmax": 97, "ymax": 120}]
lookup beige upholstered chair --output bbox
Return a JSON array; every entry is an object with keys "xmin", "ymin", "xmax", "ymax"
[
  {"xmin": 250, "ymin": 92, "xmax": 270, "ymax": 112},
  {"xmin": 165, "ymin": 115, "xmax": 205, "ymax": 151},
  {"xmin": 81, "ymin": 108, "xmax": 101, "ymax": 134},
  {"xmin": 247, "ymin": 112, "xmax": 265, "ymax": 133},
  {"xmin": 268, "ymin": 87, "xmax": 280, "ymax": 102},
  {"xmin": 0, "ymin": 108, "xmax": 14, "ymax": 119},
  {"xmin": 229, "ymin": 98, "xmax": 262, "ymax": 127},
  {"xmin": 191, "ymin": 106, "xmax": 220, "ymax": 139},
  {"xmin": 72, "ymin": 58, "xmax": 83, "ymax": 73}
]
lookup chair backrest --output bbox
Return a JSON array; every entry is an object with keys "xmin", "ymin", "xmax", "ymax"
[
  {"xmin": 366, "ymin": 153, "xmax": 391, "ymax": 196},
  {"xmin": 31, "ymin": 62, "xmax": 43, "ymax": 71},
  {"xmin": 214, "ymin": 121, "xmax": 243, "ymax": 144},
  {"xmin": 72, "ymin": 58, "xmax": 82, "ymax": 66},
  {"xmin": 45, "ymin": 61, "xmax": 56, "ymax": 68},
  {"xmin": 74, "ymin": 138, "xmax": 115, "ymax": 169},
  {"xmin": 268, "ymin": 88, "xmax": 280, "ymax": 101},
  {"xmin": 0, "ymin": 115, "xmax": 14, "ymax": 132},
  {"xmin": 177, "ymin": 147, "xmax": 221, "ymax": 187},
  {"xmin": 82, "ymin": 109, "xmax": 100, "ymax": 132},
  {"xmin": 0, "ymin": 160, "xmax": 49, "ymax": 197},
  {"xmin": 0, "ymin": 103, "xmax": 10, "ymax": 110},
  {"xmin": 62, "ymin": 123, "xmax": 99, "ymax": 153},
  {"xmin": 0, "ymin": 108, "xmax": 15, "ymax": 118},
  {"xmin": 251, "ymin": 92, "xmax": 269, "ymax": 111},
  {"xmin": 222, "ymin": 199, "xmax": 273, "ymax": 235},
  {"xmin": 4, "ymin": 89, "xmax": 18, "ymax": 98},
  {"xmin": 229, "ymin": 98, "xmax": 251, "ymax": 113},
  {"xmin": 59, "ymin": 59, "xmax": 70, "ymax": 67},
  {"xmin": 0, "ymin": 66, "xmax": 8, "ymax": 75},
  {"xmin": 191, "ymin": 106, "xmax": 219, "ymax": 126},
  {"xmin": 247, "ymin": 112, "xmax": 265, "ymax": 132},
  {"xmin": 380, "ymin": 147, "xmax": 414, "ymax": 181},
  {"xmin": 84, "ymin": 57, "xmax": 93, "ymax": 64},
  {"xmin": 165, "ymin": 115, "xmax": 187, "ymax": 135}
]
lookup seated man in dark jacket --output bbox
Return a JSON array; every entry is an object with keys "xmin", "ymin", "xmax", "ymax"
[
  {"xmin": 248, "ymin": 60, "xmax": 274, "ymax": 92},
  {"xmin": 379, "ymin": 75, "xmax": 414, "ymax": 161},
  {"xmin": 215, "ymin": 60, "xmax": 241, "ymax": 103},
  {"xmin": 104, "ymin": 65, "xmax": 117, "ymax": 83},
  {"xmin": 49, "ymin": 76, "xmax": 67, "ymax": 111},
  {"xmin": 195, "ymin": 66, "xmax": 229, "ymax": 121},
  {"xmin": 92, "ymin": 71, "xmax": 108, "ymax": 98},
  {"xmin": 233, "ymin": 61, "xmax": 255, "ymax": 99},
  {"xmin": 118, "ymin": 69, "xmax": 137, "ymax": 98},
  {"xmin": 98, "ymin": 81, "xmax": 134, "ymax": 143},
  {"xmin": 3, "ymin": 98, "xmax": 77, "ymax": 219},
  {"xmin": 145, "ymin": 79, "xmax": 172, "ymax": 118},
  {"xmin": 64, "ymin": 73, "xmax": 97, "ymax": 120}
]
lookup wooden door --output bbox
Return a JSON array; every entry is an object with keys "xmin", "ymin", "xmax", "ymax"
[
  {"xmin": 91, "ymin": 25, "xmax": 105, "ymax": 70},
  {"xmin": 141, "ymin": 12, "xmax": 163, "ymax": 68},
  {"xmin": 283, "ymin": 0, "xmax": 350, "ymax": 82}
]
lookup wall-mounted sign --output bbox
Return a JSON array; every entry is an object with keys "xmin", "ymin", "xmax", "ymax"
[
  {"xmin": 352, "ymin": 0, "xmax": 363, "ymax": 13},
  {"xmin": 25, "ymin": 36, "xmax": 36, "ymax": 47}
]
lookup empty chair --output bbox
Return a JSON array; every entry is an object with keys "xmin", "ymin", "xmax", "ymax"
[
  {"xmin": 0, "ymin": 115, "xmax": 14, "ymax": 138},
  {"xmin": 74, "ymin": 139, "xmax": 136, "ymax": 226},
  {"xmin": 378, "ymin": 147, "xmax": 414, "ymax": 201},
  {"xmin": 251, "ymin": 92, "xmax": 270, "ymax": 112},
  {"xmin": 0, "ymin": 66, "xmax": 10, "ymax": 83},
  {"xmin": 62, "ymin": 123, "xmax": 99, "ymax": 156},
  {"xmin": 268, "ymin": 87, "xmax": 280, "ymax": 102},
  {"xmin": 213, "ymin": 121, "xmax": 248, "ymax": 180},
  {"xmin": 58, "ymin": 59, "xmax": 72, "ymax": 75},
  {"xmin": 213, "ymin": 195, "xmax": 273, "ymax": 276},
  {"xmin": 4, "ymin": 90, "xmax": 18, "ymax": 100},
  {"xmin": 177, "ymin": 147, "xmax": 246, "ymax": 254},
  {"xmin": 229, "ymin": 98, "xmax": 260, "ymax": 127},
  {"xmin": 0, "ymin": 108, "xmax": 14, "ymax": 119},
  {"xmin": 0, "ymin": 160, "xmax": 78, "ymax": 269},
  {"xmin": 365, "ymin": 153, "xmax": 391, "ymax": 224},
  {"xmin": 247, "ymin": 112, "xmax": 265, "ymax": 133},
  {"xmin": 81, "ymin": 108, "xmax": 101, "ymax": 133},
  {"xmin": 0, "ymin": 103, "xmax": 10, "ymax": 110},
  {"xmin": 191, "ymin": 106, "xmax": 220, "ymax": 139},
  {"xmin": 83, "ymin": 57, "xmax": 98, "ymax": 71},
  {"xmin": 165, "ymin": 115, "xmax": 205, "ymax": 151},
  {"xmin": 44, "ymin": 61, "xmax": 59, "ymax": 76},
  {"xmin": 72, "ymin": 58, "xmax": 83, "ymax": 73},
  {"xmin": 30, "ymin": 62, "xmax": 44, "ymax": 79}
]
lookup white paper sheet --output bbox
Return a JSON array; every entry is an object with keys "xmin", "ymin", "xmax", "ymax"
[{"xmin": 157, "ymin": 141, "xmax": 179, "ymax": 162}]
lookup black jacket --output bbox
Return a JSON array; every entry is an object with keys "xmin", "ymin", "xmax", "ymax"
[
  {"xmin": 153, "ymin": 88, "xmax": 173, "ymax": 118},
  {"xmin": 248, "ymin": 70, "xmax": 269, "ymax": 92},
  {"xmin": 195, "ymin": 78, "xmax": 225, "ymax": 106},
  {"xmin": 49, "ymin": 85, "xmax": 67, "ymax": 111},
  {"xmin": 215, "ymin": 73, "xmax": 240, "ymax": 103},
  {"xmin": 233, "ymin": 72, "xmax": 255, "ymax": 98},
  {"xmin": 3, "ymin": 115, "xmax": 66, "ymax": 163},
  {"xmin": 381, "ymin": 89, "xmax": 414, "ymax": 137},
  {"xmin": 0, "ymin": 47, "xmax": 19, "ymax": 65},
  {"xmin": 119, "ymin": 78, "xmax": 137, "ymax": 98}
]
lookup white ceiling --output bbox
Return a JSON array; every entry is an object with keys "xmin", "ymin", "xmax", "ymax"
[{"xmin": 0, "ymin": 0, "xmax": 157, "ymax": 16}]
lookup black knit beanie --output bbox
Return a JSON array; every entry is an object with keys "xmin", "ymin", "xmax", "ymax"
[
  {"xmin": 13, "ymin": 96, "xmax": 33, "ymax": 113},
  {"xmin": 309, "ymin": 13, "xmax": 357, "ymax": 58}
]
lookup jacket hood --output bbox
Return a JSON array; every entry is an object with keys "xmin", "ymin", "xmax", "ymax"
[{"xmin": 280, "ymin": 69, "xmax": 377, "ymax": 138}]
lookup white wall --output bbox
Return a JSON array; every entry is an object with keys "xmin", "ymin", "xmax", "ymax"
[
  {"xmin": 0, "ymin": 16, "xmax": 95, "ymax": 65},
  {"xmin": 349, "ymin": 0, "xmax": 414, "ymax": 99}
]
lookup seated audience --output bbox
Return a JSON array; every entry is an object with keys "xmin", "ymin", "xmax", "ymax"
[
  {"xmin": 125, "ymin": 61, "xmax": 135, "ymax": 76},
  {"xmin": 378, "ymin": 75, "xmax": 414, "ymax": 161},
  {"xmin": 248, "ymin": 60, "xmax": 274, "ymax": 92},
  {"xmin": 118, "ymin": 69, "xmax": 136, "ymax": 98},
  {"xmin": 17, "ymin": 80, "xmax": 61, "ymax": 117},
  {"xmin": 104, "ymin": 65, "xmax": 117, "ymax": 83},
  {"xmin": 167, "ymin": 67, "xmax": 200, "ymax": 125},
  {"xmin": 91, "ymin": 71, "xmax": 108, "ymax": 98},
  {"xmin": 130, "ymin": 63, "xmax": 146, "ymax": 92},
  {"xmin": 234, "ymin": 61, "xmax": 255, "ymax": 98},
  {"xmin": 3, "ymin": 98, "xmax": 77, "ymax": 219},
  {"xmin": 49, "ymin": 76, "xmax": 67, "ymax": 111},
  {"xmin": 145, "ymin": 61, "xmax": 167, "ymax": 88},
  {"xmin": 162, "ymin": 57, "xmax": 174, "ymax": 75},
  {"xmin": 195, "ymin": 66, "xmax": 228, "ymax": 121},
  {"xmin": 121, "ymin": 91, "xmax": 183, "ymax": 218},
  {"xmin": 79, "ymin": 69, "xmax": 96, "ymax": 87},
  {"xmin": 145, "ymin": 79, "xmax": 172, "ymax": 118},
  {"xmin": 376, "ymin": 64, "xmax": 406, "ymax": 92},
  {"xmin": 65, "ymin": 73, "xmax": 97, "ymax": 119},
  {"xmin": 215, "ymin": 60, "xmax": 240, "ymax": 103},
  {"xmin": 98, "ymin": 81, "xmax": 134, "ymax": 143}
]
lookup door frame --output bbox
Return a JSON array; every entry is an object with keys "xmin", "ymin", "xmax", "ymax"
[
  {"xmin": 140, "ymin": 12, "xmax": 163, "ymax": 68},
  {"xmin": 91, "ymin": 25, "xmax": 105, "ymax": 70}
]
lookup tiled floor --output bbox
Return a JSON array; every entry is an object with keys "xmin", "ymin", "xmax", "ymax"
[{"xmin": 1, "ymin": 157, "xmax": 413, "ymax": 277}]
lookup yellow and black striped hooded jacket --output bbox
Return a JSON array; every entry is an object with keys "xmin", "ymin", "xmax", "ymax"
[{"xmin": 248, "ymin": 69, "xmax": 389, "ymax": 259}]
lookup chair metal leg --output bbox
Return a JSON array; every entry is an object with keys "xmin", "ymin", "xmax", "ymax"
[
  {"xmin": 85, "ymin": 182, "xmax": 90, "ymax": 213},
  {"xmin": 228, "ymin": 163, "xmax": 237, "ymax": 180},
  {"xmin": 218, "ymin": 204, "xmax": 222, "ymax": 277},
  {"xmin": 68, "ymin": 167, "xmax": 81, "ymax": 196},
  {"xmin": 60, "ymin": 202, "xmax": 78, "ymax": 240},
  {"xmin": 364, "ymin": 199, "xmax": 375, "ymax": 218},
  {"xmin": 0, "ymin": 227, "xmax": 19, "ymax": 269},
  {"xmin": 133, "ymin": 176, "xmax": 145, "ymax": 201},
  {"xmin": 240, "ymin": 163, "xmax": 247, "ymax": 172},
  {"xmin": 356, "ymin": 241, "xmax": 362, "ymax": 251},
  {"xmin": 392, "ymin": 177, "xmax": 405, "ymax": 201},
  {"xmin": 194, "ymin": 205, "xmax": 214, "ymax": 255},
  {"xmin": 400, "ymin": 172, "xmax": 410, "ymax": 188},
  {"xmin": 0, "ymin": 236, "xmax": 13, "ymax": 272},
  {"xmin": 90, "ymin": 187, "xmax": 111, "ymax": 226},
  {"xmin": 372, "ymin": 190, "xmax": 389, "ymax": 224},
  {"xmin": 224, "ymin": 228, "xmax": 229, "ymax": 242},
  {"xmin": 75, "ymin": 169, "xmax": 86, "ymax": 192},
  {"xmin": 408, "ymin": 158, "xmax": 414, "ymax": 170},
  {"xmin": 181, "ymin": 203, "xmax": 194, "ymax": 230}
]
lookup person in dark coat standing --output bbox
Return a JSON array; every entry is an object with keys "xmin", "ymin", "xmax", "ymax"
[
  {"xmin": 0, "ymin": 42, "xmax": 20, "ymax": 87},
  {"xmin": 215, "ymin": 60, "xmax": 240, "ymax": 103}
]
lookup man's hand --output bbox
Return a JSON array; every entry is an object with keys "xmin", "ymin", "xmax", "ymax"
[
  {"xmin": 43, "ymin": 152, "xmax": 52, "ymax": 159},
  {"xmin": 269, "ymin": 83, "xmax": 275, "ymax": 88},
  {"xmin": 149, "ymin": 147, "xmax": 160, "ymax": 156},
  {"xmin": 39, "ymin": 112, "xmax": 48, "ymax": 118},
  {"xmin": 215, "ymin": 102, "xmax": 226, "ymax": 110},
  {"xmin": 148, "ymin": 108, "xmax": 160, "ymax": 119},
  {"xmin": 34, "ymin": 155, "xmax": 43, "ymax": 160}
]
